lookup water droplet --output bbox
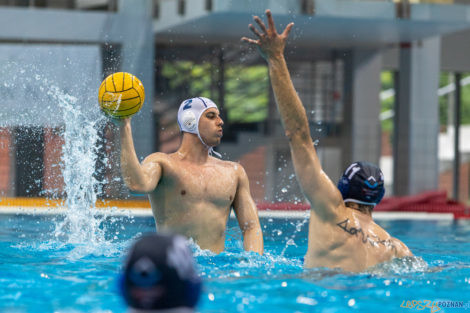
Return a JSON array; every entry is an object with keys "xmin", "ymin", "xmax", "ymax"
[
  {"xmin": 348, "ymin": 299, "xmax": 356, "ymax": 307},
  {"xmin": 286, "ymin": 239, "xmax": 296, "ymax": 246},
  {"xmin": 281, "ymin": 188, "xmax": 288, "ymax": 193},
  {"xmin": 296, "ymin": 296, "xmax": 317, "ymax": 306},
  {"xmin": 208, "ymin": 293, "xmax": 215, "ymax": 301}
]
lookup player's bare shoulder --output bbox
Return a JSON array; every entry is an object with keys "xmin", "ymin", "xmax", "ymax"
[
  {"xmin": 141, "ymin": 152, "xmax": 174, "ymax": 169},
  {"xmin": 208, "ymin": 157, "xmax": 247, "ymax": 181},
  {"xmin": 212, "ymin": 157, "xmax": 245, "ymax": 173},
  {"xmin": 391, "ymin": 236, "xmax": 413, "ymax": 258},
  {"xmin": 142, "ymin": 152, "xmax": 168, "ymax": 163}
]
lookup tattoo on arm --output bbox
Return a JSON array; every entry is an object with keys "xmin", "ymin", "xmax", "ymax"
[{"xmin": 336, "ymin": 219, "xmax": 397, "ymax": 253}]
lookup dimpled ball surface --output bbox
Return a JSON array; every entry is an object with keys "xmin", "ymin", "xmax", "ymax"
[{"xmin": 98, "ymin": 72, "xmax": 145, "ymax": 119}]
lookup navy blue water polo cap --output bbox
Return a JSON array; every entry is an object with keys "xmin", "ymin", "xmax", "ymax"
[
  {"xmin": 121, "ymin": 233, "xmax": 202, "ymax": 311},
  {"xmin": 337, "ymin": 161, "xmax": 385, "ymax": 206}
]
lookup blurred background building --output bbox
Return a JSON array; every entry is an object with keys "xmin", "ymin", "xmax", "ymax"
[{"xmin": 0, "ymin": 0, "xmax": 469, "ymax": 205}]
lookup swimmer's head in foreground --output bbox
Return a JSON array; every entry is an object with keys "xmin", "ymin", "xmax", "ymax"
[
  {"xmin": 177, "ymin": 97, "xmax": 224, "ymax": 151},
  {"xmin": 337, "ymin": 161, "xmax": 385, "ymax": 213},
  {"xmin": 120, "ymin": 233, "xmax": 202, "ymax": 313}
]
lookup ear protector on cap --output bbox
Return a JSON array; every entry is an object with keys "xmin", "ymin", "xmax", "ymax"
[{"xmin": 180, "ymin": 110, "xmax": 197, "ymax": 133}]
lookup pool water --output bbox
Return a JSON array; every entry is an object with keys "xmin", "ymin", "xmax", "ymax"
[{"xmin": 1, "ymin": 214, "xmax": 469, "ymax": 313}]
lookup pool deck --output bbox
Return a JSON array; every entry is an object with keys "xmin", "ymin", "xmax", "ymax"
[{"xmin": 0, "ymin": 197, "xmax": 461, "ymax": 221}]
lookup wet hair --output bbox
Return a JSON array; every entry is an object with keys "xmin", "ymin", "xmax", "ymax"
[{"xmin": 344, "ymin": 201, "xmax": 375, "ymax": 214}]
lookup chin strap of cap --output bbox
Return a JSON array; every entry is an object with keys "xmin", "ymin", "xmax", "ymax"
[
  {"xmin": 209, "ymin": 148, "xmax": 222, "ymax": 158},
  {"xmin": 197, "ymin": 132, "xmax": 222, "ymax": 158}
]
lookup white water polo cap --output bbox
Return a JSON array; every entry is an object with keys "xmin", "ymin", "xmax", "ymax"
[{"xmin": 177, "ymin": 97, "xmax": 221, "ymax": 157}]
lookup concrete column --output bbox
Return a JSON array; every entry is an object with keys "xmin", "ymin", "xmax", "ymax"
[
  {"xmin": 118, "ymin": 0, "xmax": 155, "ymax": 160},
  {"xmin": 393, "ymin": 38, "xmax": 441, "ymax": 196},
  {"xmin": 343, "ymin": 49, "xmax": 382, "ymax": 169}
]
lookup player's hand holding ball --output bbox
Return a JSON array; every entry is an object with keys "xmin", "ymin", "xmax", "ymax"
[{"xmin": 98, "ymin": 72, "xmax": 145, "ymax": 120}]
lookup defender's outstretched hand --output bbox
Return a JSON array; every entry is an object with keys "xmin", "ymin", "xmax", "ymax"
[{"xmin": 241, "ymin": 9, "xmax": 294, "ymax": 60}]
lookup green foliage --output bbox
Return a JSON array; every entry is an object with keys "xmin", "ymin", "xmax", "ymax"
[
  {"xmin": 380, "ymin": 71, "xmax": 470, "ymax": 134},
  {"xmin": 225, "ymin": 65, "xmax": 268, "ymax": 123},
  {"xmin": 161, "ymin": 61, "xmax": 268, "ymax": 123},
  {"xmin": 439, "ymin": 72, "xmax": 451, "ymax": 127},
  {"xmin": 438, "ymin": 72, "xmax": 470, "ymax": 127},
  {"xmin": 380, "ymin": 71, "xmax": 394, "ymax": 134},
  {"xmin": 460, "ymin": 74, "xmax": 470, "ymax": 125},
  {"xmin": 161, "ymin": 61, "xmax": 212, "ymax": 99}
]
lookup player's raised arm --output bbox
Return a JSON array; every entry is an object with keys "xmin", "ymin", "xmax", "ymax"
[
  {"xmin": 242, "ymin": 10, "xmax": 343, "ymax": 219},
  {"xmin": 119, "ymin": 118, "xmax": 162, "ymax": 193},
  {"xmin": 232, "ymin": 165, "xmax": 264, "ymax": 255},
  {"xmin": 98, "ymin": 72, "xmax": 159, "ymax": 193}
]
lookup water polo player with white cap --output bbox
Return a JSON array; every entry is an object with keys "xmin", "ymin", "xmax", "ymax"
[
  {"xmin": 243, "ymin": 9, "xmax": 411, "ymax": 271},
  {"xmin": 177, "ymin": 97, "xmax": 222, "ymax": 157},
  {"xmin": 117, "ymin": 95, "xmax": 263, "ymax": 255}
]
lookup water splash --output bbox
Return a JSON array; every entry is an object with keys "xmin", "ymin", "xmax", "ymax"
[
  {"xmin": 280, "ymin": 217, "xmax": 309, "ymax": 256},
  {"xmin": 0, "ymin": 51, "xmax": 117, "ymax": 257},
  {"xmin": 47, "ymin": 83, "xmax": 109, "ymax": 252}
]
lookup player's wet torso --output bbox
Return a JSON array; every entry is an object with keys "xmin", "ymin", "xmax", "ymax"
[
  {"xmin": 304, "ymin": 206, "xmax": 403, "ymax": 272},
  {"xmin": 148, "ymin": 153, "xmax": 239, "ymax": 253}
]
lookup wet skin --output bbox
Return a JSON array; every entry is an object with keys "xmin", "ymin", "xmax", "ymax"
[
  {"xmin": 242, "ymin": 10, "xmax": 411, "ymax": 271},
  {"xmin": 118, "ymin": 108, "xmax": 263, "ymax": 254}
]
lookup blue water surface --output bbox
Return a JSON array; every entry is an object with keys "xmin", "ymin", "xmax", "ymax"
[{"xmin": 0, "ymin": 213, "xmax": 469, "ymax": 313}]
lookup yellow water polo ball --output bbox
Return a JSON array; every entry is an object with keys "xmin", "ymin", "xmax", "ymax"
[{"xmin": 98, "ymin": 72, "xmax": 145, "ymax": 119}]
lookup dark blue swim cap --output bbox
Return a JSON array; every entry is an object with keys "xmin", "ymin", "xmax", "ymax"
[
  {"xmin": 337, "ymin": 161, "xmax": 385, "ymax": 206},
  {"xmin": 120, "ymin": 233, "xmax": 202, "ymax": 311}
]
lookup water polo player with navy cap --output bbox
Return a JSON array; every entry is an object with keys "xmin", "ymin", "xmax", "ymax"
[
  {"xmin": 117, "ymin": 96, "xmax": 263, "ymax": 255},
  {"xmin": 243, "ymin": 9, "xmax": 412, "ymax": 271},
  {"xmin": 120, "ymin": 233, "xmax": 201, "ymax": 313},
  {"xmin": 337, "ymin": 161, "xmax": 385, "ymax": 210}
]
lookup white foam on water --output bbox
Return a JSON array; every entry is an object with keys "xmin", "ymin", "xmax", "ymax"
[{"xmin": 367, "ymin": 256, "xmax": 429, "ymax": 275}]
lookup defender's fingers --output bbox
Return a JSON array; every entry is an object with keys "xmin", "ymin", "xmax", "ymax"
[
  {"xmin": 282, "ymin": 22, "xmax": 294, "ymax": 38},
  {"xmin": 254, "ymin": 16, "xmax": 268, "ymax": 34},
  {"xmin": 266, "ymin": 10, "xmax": 277, "ymax": 33},
  {"xmin": 241, "ymin": 37, "xmax": 259, "ymax": 45},
  {"xmin": 249, "ymin": 24, "xmax": 263, "ymax": 38}
]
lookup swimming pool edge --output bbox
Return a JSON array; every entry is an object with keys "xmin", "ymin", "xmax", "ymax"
[{"xmin": 0, "ymin": 206, "xmax": 456, "ymax": 221}]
